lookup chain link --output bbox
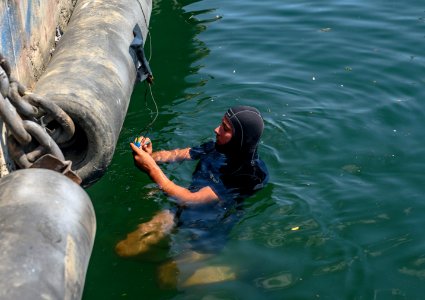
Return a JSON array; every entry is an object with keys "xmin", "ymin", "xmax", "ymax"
[{"xmin": 0, "ymin": 53, "xmax": 81, "ymax": 184}]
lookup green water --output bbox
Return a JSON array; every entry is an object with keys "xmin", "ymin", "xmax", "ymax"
[{"xmin": 83, "ymin": 0, "xmax": 425, "ymax": 299}]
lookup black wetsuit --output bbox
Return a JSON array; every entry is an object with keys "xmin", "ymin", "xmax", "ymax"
[{"xmin": 172, "ymin": 141, "xmax": 268, "ymax": 254}]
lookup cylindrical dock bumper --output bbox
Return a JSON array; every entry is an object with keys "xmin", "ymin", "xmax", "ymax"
[
  {"xmin": 34, "ymin": 0, "xmax": 152, "ymax": 187},
  {"xmin": 0, "ymin": 169, "xmax": 96, "ymax": 300}
]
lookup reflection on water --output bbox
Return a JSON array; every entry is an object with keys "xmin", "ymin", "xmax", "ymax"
[{"xmin": 254, "ymin": 271, "xmax": 295, "ymax": 290}]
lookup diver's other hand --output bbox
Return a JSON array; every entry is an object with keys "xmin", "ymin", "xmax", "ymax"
[
  {"xmin": 140, "ymin": 136, "xmax": 153, "ymax": 155},
  {"xmin": 130, "ymin": 143, "xmax": 157, "ymax": 173}
]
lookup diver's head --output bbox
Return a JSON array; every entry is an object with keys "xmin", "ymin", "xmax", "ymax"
[{"xmin": 215, "ymin": 105, "xmax": 264, "ymax": 158}]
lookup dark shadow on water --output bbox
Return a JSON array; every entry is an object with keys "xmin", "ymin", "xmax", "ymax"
[{"xmin": 126, "ymin": 0, "xmax": 216, "ymax": 135}]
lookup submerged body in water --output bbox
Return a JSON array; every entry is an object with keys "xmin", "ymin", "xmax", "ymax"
[
  {"xmin": 116, "ymin": 106, "xmax": 268, "ymax": 287},
  {"xmin": 177, "ymin": 140, "xmax": 268, "ymax": 253}
]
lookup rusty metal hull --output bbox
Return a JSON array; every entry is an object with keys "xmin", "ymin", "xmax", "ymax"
[{"xmin": 0, "ymin": 0, "xmax": 76, "ymax": 88}]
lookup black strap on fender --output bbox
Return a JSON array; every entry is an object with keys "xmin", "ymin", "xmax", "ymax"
[{"xmin": 130, "ymin": 24, "xmax": 153, "ymax": 84}]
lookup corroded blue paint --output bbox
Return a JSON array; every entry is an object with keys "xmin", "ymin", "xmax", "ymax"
[
  {"xmin": 7, "ymin": 2, "xmax": 22, "ymax": 58},
  {"xmin": 25, "ymin": 0, "xmax": 32, "ymax": 35},
  {"xmin": 0, "ymin": 0, "xmax": 25, "ymax": 70},
  {"xmin": 1, "ymin": 7, "xmax": 14, "ymax": 60},
  {"xmin": 0, "ymin": 0, "xmax": 61, "ymax": 85}
]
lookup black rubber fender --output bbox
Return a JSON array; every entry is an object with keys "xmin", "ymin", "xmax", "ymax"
[
  {"xmin": 33, "ymin": 0, "xmax": 152, "ymax": 187},
  {"xmin": 0, "ymin": 169, "xmax": 96, "ymax": 300}
]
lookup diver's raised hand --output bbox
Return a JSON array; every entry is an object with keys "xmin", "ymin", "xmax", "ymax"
[
  {"xmin": 130, "ymin": 143, "xmax": 157, "ymax": 173},
  {"xmin": 130, "ymin": 143, "xmax": 218, "ymax": 204}
]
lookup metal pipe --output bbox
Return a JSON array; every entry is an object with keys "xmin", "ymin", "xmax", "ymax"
[
  {"xmin": 0, "ymin": 168, "xmax": 96, "ymax": 300},
  {"xmin": 33, "ymin": 0, "xmax": 152, "ymax": 187}
]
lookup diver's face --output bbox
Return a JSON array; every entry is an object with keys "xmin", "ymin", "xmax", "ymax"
[{"xmin": 214, "ymin": 116, "xmax": 233, "ymax": 145}]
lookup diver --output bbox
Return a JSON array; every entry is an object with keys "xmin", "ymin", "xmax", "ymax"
[{"xmin": 116, "ymin": 105, "xmax": 269, "ymax": 285}]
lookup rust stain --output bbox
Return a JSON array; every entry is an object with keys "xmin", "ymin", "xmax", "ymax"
[{"xmin": 64, "ymin": 234, "xmax": 78, "ymax": 300}]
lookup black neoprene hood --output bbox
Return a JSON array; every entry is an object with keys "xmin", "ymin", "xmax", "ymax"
[{"xmin": 216, "ymin": 105, "xmax": 264, "ymax": 159}]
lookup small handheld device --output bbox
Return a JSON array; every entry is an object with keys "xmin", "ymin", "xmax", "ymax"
[{"xmin": 134, "ymin": 136, "xmax": 150, "ymax": 148}]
